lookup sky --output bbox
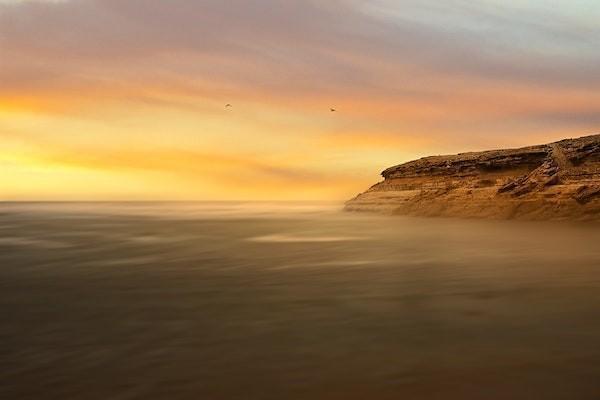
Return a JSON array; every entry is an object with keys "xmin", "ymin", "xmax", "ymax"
[{"xmin": 1, "ymin": 0, "xmax": 600, "ymax": 201}]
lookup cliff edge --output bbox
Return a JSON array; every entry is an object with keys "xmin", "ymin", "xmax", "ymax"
[{"xmin": 345, "ymin": 134, "xmax": 600, "ymax": 220}]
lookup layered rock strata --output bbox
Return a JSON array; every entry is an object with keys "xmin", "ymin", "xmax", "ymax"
[{"xmin": 345, "ymin": 134, "xmax": 600, "ymax": 220}]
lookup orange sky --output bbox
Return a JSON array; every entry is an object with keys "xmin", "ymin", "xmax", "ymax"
[{"xmin": 1, "ymin": 0, "xmax": 600, "ymax": 200}]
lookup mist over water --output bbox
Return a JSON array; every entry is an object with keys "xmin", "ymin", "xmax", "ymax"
[{"xmin": 2, "ymin": 202, "xmax": 600, "ymax": 399}]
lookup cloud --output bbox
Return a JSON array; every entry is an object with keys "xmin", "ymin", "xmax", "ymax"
[
  {"xmin": 3, "ymin": 0, "xmax": 599, "ymax": 98},
  {"xmin": 1, "ymin": 0, "xmax": 600, "ymax": 199},
  {"xmin": 1, "ymin": 143, "xmax": 366, "ymax": 200},
  {"xmin": 0, "ymin": 0, "xmax": 67, "ymax": 3}
]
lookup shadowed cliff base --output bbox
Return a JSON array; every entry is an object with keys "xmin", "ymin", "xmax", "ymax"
[{"xmin": 346, "ymin": 134, "xmax": 600, "ymax": 221}]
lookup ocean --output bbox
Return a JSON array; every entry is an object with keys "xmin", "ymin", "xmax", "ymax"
[{"xmin": 1, "ymin": 202, "xmax": 600, "ymax": 399}]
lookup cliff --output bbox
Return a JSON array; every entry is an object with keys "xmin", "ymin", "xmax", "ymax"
[{"xmin": 345, "ymin": 134, "xmax": 600, "ymax": 220}]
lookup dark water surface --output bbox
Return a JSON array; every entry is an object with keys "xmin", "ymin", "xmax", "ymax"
[{"xmin": 1, "ymin": 202, "xmax": 600, "ymax": 399}]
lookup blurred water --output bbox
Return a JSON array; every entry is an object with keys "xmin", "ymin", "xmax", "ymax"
[{"xmin": 1, "ymin": 202, "xmax": 600, "ymax": 399}]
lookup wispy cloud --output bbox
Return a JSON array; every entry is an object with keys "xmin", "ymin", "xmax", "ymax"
[{"xmin": 1, "ymin": 0, "xmax": 599, "ymax": 199}]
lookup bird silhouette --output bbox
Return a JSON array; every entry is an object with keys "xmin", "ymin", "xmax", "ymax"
[
  {"xmin": 330, "ymin": 108, "xmax": 336, "ymax": 112},
  {"xmin": 225, "ymin": 104, "xmax": 232, "ymax": 108}
]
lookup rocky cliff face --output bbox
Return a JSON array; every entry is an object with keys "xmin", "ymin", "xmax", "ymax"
[{"xmin": 345, "ymin": 134, "xmax": 600, "ymax": 220}]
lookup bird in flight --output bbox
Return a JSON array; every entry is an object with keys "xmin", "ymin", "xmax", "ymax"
[
  {"xmin": 330, "ymin": 108, "xmax": 336, "ymax": 112},
  {"xmin": 225, "ymin": 104, "xmax": 232, "ymax": 108}
]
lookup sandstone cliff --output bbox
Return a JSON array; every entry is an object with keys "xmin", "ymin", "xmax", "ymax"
[{"xmin": 345, "ymin": 134, "xmax": 600, "ymax": 220}]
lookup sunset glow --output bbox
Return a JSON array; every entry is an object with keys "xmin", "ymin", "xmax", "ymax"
[{"xmin": 2, "ymin": 0, "xmax": 599, "ymax": 200}]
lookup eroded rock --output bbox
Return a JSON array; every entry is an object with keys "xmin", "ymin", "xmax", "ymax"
[{"xmin": 346, "ymin": 134, "xmax": 600, "ymax": 221}]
